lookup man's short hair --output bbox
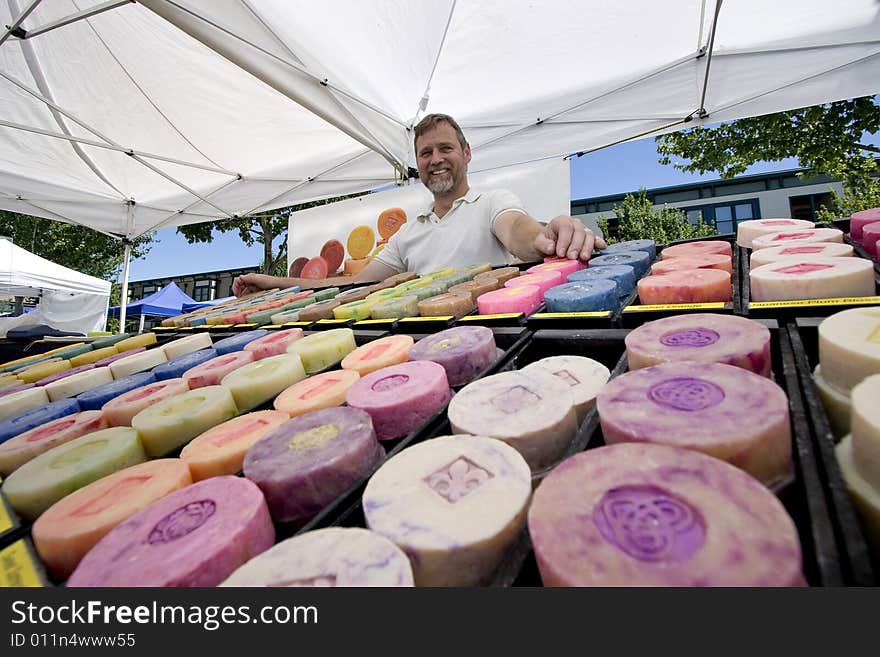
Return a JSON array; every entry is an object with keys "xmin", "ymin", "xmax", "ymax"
[{"xmin": 413, "ymin": 113, "xmax": 468, "ymax": 153}]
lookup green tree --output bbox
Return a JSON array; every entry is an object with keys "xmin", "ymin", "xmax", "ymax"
[{"xmin": 597, "ymin": 189, "xmax": 716, "ymax": 245}]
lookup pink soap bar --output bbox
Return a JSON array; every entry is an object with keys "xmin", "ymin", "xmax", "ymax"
[
  {"xmin": 736, "ymin": 219, "xmax": 815, "ymax": 248},
  {"xmin": 751, "ymin": 227, "xmax": 843, "ymax": 250},
  {"xmin": 637, "ymin": 269, "xmax": 731, "ymax": 305},
  {"xmin": 651, "ymin": 254, "xmax": 732, "ymax": 275},
  {"xmin": 67, "ymin": 476, "xmax": 275, "ymax": 587},
  {"xmin": 101, "ymin": 378, "xmax": 191, "ymax": 427},
  {"xmin": 504, "ymin": 271, "xmax": 563, "ymax": 297},
  {"xmin": 597, "ymin": 361, "xmax": 791, "ymax": 486},
  {"xmin": 92, "ymin": 348, "xmax": 144, "ymax": 368},
  {"xmin": 749, "ymin": 242, "xmax": 854, "ymax": 267},
  {"xmin": 0, "ymin": 410, "xmax": 107, "ymax": 477},
  {"xmin": 528, "ymin": 259, "xmax": 586, "ymax": 279},
  {"xmin": 408, "ymin": 326, "xmax": 497, "ymax": 387},
  {"xmin": 661, "ymin": 240, "xmax": 732, "ymax": 259},
  {"xmin": 243, "ymin": 328, "xmax": 304, "ymax": 359},
  {"xmin": 183, "ymin": 351, "xmax": 255, "ymax": 388},
  {"xmin": 850, "ymin": 207, "xmax": 880, "ymax": 240},
  {"xmin": 625, "ymin": 313, "xmax": 772, "ymax": 377},
  {"xmin": 861, "ymin": 221, "xmax": 880, "ymax": 256},
  {"xmin": 33, "ymin": 364, "xmax": 96, "ymax": 387},
  {"xmin": 528, "ymin": 443, "xmax": 804, "ymax": 586},
  {"xmin": 243, "ymin": 406, "xmax": 384, "ymax": 525},
  {"xmin": 749, "ymin": 257, "xmax": 875, "ymax": 301},
  {"xmin": 346, "ymin": 361, "xmax": 452, "ymax": 441},
  {"xmin": 477, "ymin": 285, "xmax": 542, "ymax": 315}
]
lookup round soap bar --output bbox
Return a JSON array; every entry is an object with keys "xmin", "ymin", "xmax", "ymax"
[
  {"xmin": 737, "ymin": 218, "xmax": 815, "ymax": 248},
  {"xmin": 346, "ymin": 361, "xmax": 452, "ymax": 441},
  {"xmin": 423, "ymin": 266, "xmax": 456, "ymax": 280},
  {"xmin": 528, "ymin": 443, "xmax": 804, "ymax": 586},
  {"xmin": 818, "ymin": 308, "xmax": 880, "ymax": 393},
  {"xmin": 298, "ymin": 300, "xmax": 342, "ymax": 322},
  {"xmin": 101, "ymin": 378, "xmax": 191, "ymax": 427},
  {"xmin": 448, "ymin": 278, "xmax": 500, "ymax": 303},
  {"xmin": 750, "ymin": 242, "xmax": 854, "ymax": 267},
  {"xmin": 383, "ymin": 271, "xmax": 419, "ymax": 286},
  {"xmin": 161, "ymin": 333, "xmax": 213, "ymax": 360},
  {"xmin": 286, "ymin": 328, "xmax": 357, "ymax": 374},
  {"xmin": 0, "ymin": 386, "xmax": 50, "ymax": 420},
  {"xmin": 243, "ymin": 328, "xmax": 304, "ymax": 359},
  {"xmin": 92, "ymin": 347, "xmax": 145, "ymax": 367},
  {"xmin": 521, "ymin": 356, "xmax": 610, "ymax": 422},
  {"xmin": 601, "ymin": 239, "xmax": 657, "ymax": 260},
  {"xmin": 34, "ymin": 363, "xmax": 95, "ymax": 387},
  {"xmin": 1, "ymin": 427, "xmax": 147, "ymax": 521},
  {"xmin": 131, "ymin": 385, "xmax": 238, "ymax": 457},
  {"xmin": 661, "ymin": 240, "xmax": 732, "ymax": 260},
  {"xmin": 850, "ymin": 207, "xmax": 880, "ymax": 241},
  {"xmin": 363, "ymin": 435, "xmax": 531, "ymax": 586},
  {"xmin": 270, "ymin": 309, "xmax": 301, "ymax": 324},
  {"xmin": 418, "ymin": 292, "xmax": 474, "ymax": 318},
  {"xmin": 333, "ymin": 299, "xmax": 377, "ymax": 321},
  {"xmin": 243, "ymin": 406, "xmax": 385, "ymax": 524},
  {"xmin": 75, "ymin": 371, "xmax": 156, "ymax": 411},
  {"xmin": 477, "ymin": 285, "xmax": 542, "ymax": 315},
  {"xmin": 341, "ymin": 335, "xmax": 414, "ymax": 376},
  {"xmin": 109, "ymin": 347, "xmax": 168, "ymax": 379},
  {"xmin": 409, "ymin": 326, "xmax": 497, "ymax": 387},
  {"xmin": 183, "ymin": 350, "xmax": 255, "ymax": 388},
  {"xmin": 365, "ymin": 288, "xmax": 402, "ymax": 303},
  {"xmin": 597, "ymin": 361, "xmax": 791, "ymax": 486},
  {"xmin": 221, "ymin": 527, "xmax": 414, "ymax": 587},
  {"xmin": 638, "ymin": 269, "xmax": 732, "ymax": 304},
  {"xmin": 475, "ymin": 266, "xmax": 520, "ymax": 285},
  {"xmin": 588, "ymin": 251, "xmax": 651, "ymax": 279},
  {"xmin": 32, "ymin": 458, "xmax": 193, "ymax": 580},
  {"xmin": 151, "ymin": 348, "xmax": 218, "ymax": 381},
  {"xmin": 861, "ymin": 222, "xmax": 880, "ymax": 256},
  {"xmin": 114, "ymin": 332, "xmax": 157, "ymax": 352},
  {"xmin": 812, "ymin": 364, "xmax": 851, "ymax": 438},
  {"xmin": 69, "ymin": 346, "xmax": 120, "ymax": 367},
  {"xmin": 44, "ymin": 367, "xmax": 114, "ymax": 402},
  {"xmin": 504, "ymin": 271, "xmax": 564, "ymax": 297},
  {"xmin": 749, "ymin": 257, "xmax": 874, "ymax": 302},
  {"xmin": 0, "ymin": 410, "xmax": 107, "ymax": 477},
  {"xmin": 568, "ymin": 264, "xmax": 636, "ymax": 297},
  {"xmin": 212, "ymin": 329, "xmax": 269, "ymax": 355},
  {"xmin": 651, "ymin": 254, "xmax": 732, "ymax": 275},
  {"xmin": 67, "ymin": 476, "xmax": 274, "ymax": 587},
  {"xmin": 0, "ymin": 398, "xmax": 80, "ymax": 444},
  {"xmin": 18, "ymin": 360, "xmax": 71, "ymax": 384},
  {"xmin": 370, "ymin": 295, "xmax": 419, "ymax": 319},
  {"xmin": 751, "ymin": 227, "xmax": 844, "ymax": 250},
  {"xmin": 835, "ymin": 435, "xmax": 880, "ymax": 556},
  {"xmin": 332, "ymin": 285, "xmax": 375, "ymax": 304},
  {"xmin": 448, "ymin": 370, "xmax": 578, "ymax": 472},
  {"xmin": 181, "ymin": 410, "xmax": 290, "ymax": 480},
  {"xmin": 220, "ymin": 353, "xmax": 307, "ymax": 412},
  {"xmin": 544, "ymin": 279, "xmax": 619, "ymax": 312},
  {"xmin": 849, "ymin": 374, "xmax": 880, "ymax": 488},
  {"xmin": 274, "ymin": 369, "xmax": 360, "ymax": 417},
  {"xmin": 405, "ymin": 281, "xmax": 447, "ymax": 302},
  {"xmin": 528, "ymin": 259, "xmax": 587, "ymax": 279},
  {"xmin": 394, "ymin": 278, "xmax": 432, "ymax": 294},
  {"xmin": 465, "ymin": 263, "xmax": 492, "ymax": 277},
  {"xmin": 625, "ymin": 313, "xmax": 772, "ymax": 377}
]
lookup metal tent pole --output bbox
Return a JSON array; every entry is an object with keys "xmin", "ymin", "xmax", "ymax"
[{"xmin": 119, "ymin": 239, "xmax": 132, "ymax": 334}]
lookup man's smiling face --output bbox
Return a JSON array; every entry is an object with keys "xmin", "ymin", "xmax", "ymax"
[{"xmin": 415, "ymin": 121, "xmax": 471, "ymax": 195}]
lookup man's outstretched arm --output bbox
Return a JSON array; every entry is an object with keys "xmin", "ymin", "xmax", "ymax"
[
  {"xmin": 231, "ymin": 259, "xmax": 400, "ymax": 297},
  {"xmin": 493, "ymin": 212, "xmax": 606, "ymax": 263}
]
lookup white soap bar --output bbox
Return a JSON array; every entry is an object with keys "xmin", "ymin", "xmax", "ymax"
[
  {"xmin": 520, "ymin": 356, "xmax": 610, "ymax": 422},
  {"xmin": 812, "ymin": 365, "xmax": 851, "ymax": 439},
  {"xmin": 750, "ymin": 242, "xmax": 853, "ymax": 268},
  {"xmin": 736, "ymin": 218, "xmax": 814, "ymax": 248},
  {"xmin": 162, "ymin": 333, "xmax": 213, "ymax": 360},
  {"xmin": 750, "ymin": 227, "xmax": 843, "ymax": 251},
  {"xmin": 363, "ymin": 435, "xmax": 531, "ymax": 586},
  {"xmin": 750, "ymin": 257, "xmax": 875, "ymax": 302},
  {"xmin": 0, "ymin": 386, "xmax": 50, "ymax": 420},
  {"xmin": 44, "ymin": 368, "xmax": 114, "ymax": 402},
  {"xmin": 850, "ymin": 374, "xmax": 880, "ymax": 490},
  {"xmin": 835, "ymin": 435, "xmax": 880, "ymax": 558},
  {"xmin": 109, "ymin": 348, "xmax": 168, "ymax": 379},
  {"xmin": 818, "ymin": 308, "xmax": 880, "ymax": 393}
]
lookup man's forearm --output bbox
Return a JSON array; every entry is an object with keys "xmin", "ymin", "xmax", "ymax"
[{"xmin": 503, "ymin": 214, "xmax": 546, "ymax": 262}]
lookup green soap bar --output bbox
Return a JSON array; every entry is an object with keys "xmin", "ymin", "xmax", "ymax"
[
  {"xmin": 370, "ymin": 295, "xmax": 420, "ymax": 319},
  {"xmin": 333, "ymin": 300, "xmax": 377, "ymax": 321},
  {"xmin": 286, "ymin": 328, "xmax": 357, "ymax": 374},
  {"xmin": 313, "ymin": 287, "xmax": 341, "ymax": 302},
  {"xmin": 286, "ymin": 295, "xmax": 319, "ymax": 310},
  {"xmin": 52, "ymin": 344, "xmax": 93, "ymax": 360},
  {"xmin": 467, "ymin": 263, "xmax": 493, "ymax": 276},
  {"xmin": 394, "ymin": 279, "xmax": 432, "ymax": 294},
  {"xmin": 433, "ymin": 272, "xmax": 472, "ymax": 288},
  {"xmin": 2, "ymin": 427, "xmax": 147, "ymax": 521},
  {"xmin": 90, "ymin": 334, "xmax": 131, "ymax": 349},
  {"xmin": 408, "ymin": 282, "xmax": 448, "ymax": 301},
  {"xmin": 365, "ymin": 288, "xmax": 401, "ymax": 303}
]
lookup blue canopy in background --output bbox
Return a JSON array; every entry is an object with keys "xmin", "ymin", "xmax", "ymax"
[
  {"xmin": 181, "ymin": 296, "xmax": 235, "ymax": 313},
  {"xmin": 107, "ymin": 281, "xmax": 197, "ymax": 318}
]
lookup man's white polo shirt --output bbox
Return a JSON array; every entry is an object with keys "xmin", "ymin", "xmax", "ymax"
[{"xmin": 373, "ymin": 187, "xmax": 526, "ymax": 274}]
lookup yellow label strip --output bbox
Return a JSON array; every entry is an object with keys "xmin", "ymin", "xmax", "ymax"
[
  {"xmin": 459, "ymin": 313, "xmax": 523, "ymax": 321},
  {"xmin": 283, "ymin": 322, "xmax": 314, "ymax": 328},
  {"xmin": 530, "ymin": 311, "xmax": 611, "ymax": 319},
  {"xmin": 623, "ymin": 302, "xmax": 726, "ymax": 312},
  {"xmin": 316, "ymin": 319, "xmax": 350, "ymax": 325},
  {"xmin": 0, "ymin": 496, "xmax": 13, "ymax": 534},
  {"xmin": 750, "ymin": 296, "xmax": 880, "ymax": 309},
  {"xmin": 0, "ymin": 540, "xmax": 43, "ymax": 587},
  {"xmin": 398, "ymin": 316, "xmax": 454, "ymax": 322},
  {"xmin": 354, "ymin": 319, "xmax": 396, "ymax": 326}
]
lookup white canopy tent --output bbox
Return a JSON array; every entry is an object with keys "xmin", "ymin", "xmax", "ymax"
[{"xmin": 0, "ymin": 0, "xmax": 878, "ymax": 324}]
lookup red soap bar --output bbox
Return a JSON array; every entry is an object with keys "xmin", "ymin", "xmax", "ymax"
[{"xmin": 637, "ymin": 269, "xmax": 731, "ymax": 304}]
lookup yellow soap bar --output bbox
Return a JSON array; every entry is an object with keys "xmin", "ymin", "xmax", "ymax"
[
  {"xmin": 18, "ymin": 360, "xmax": 71, "ymax": 384},
  {"xmin": 69, "ymin": 346, "xmax": 120, "ymax": 367},
  {"xmin": 286, "ymin": 328, "xmax": 357, "ymax": 374},
  {"xmin": 114, "ymin": 332, "xmax": 157, "ymax": 352}
]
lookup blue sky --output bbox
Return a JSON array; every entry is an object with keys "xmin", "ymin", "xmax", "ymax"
[{"xmin": 124, "ymin": 136, "xmax": 800, "ymax": 282}]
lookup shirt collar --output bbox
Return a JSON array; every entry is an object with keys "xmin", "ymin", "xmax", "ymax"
[{"xmin": 417, "ymin": 187, "xmax": 482, "ymax": 220}]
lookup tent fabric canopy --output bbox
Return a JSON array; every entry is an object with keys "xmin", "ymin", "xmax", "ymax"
[
  {"xmin": 0, "ymin": 0, "xmax": 877, "ymax": 242},
  {"xmin": 0, "ymin": 238, "xmax": 111, "ymax": 297},
  {"xmin": 107, "ymin": 281, "xmax": 197, "ymax": 318}
]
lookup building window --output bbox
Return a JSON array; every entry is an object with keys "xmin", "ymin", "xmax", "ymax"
[
  {"xmin": 680, "ymin": 199, "xmax": 760, "ymax": 234},
  {"xmin": 193, "ymin": 279, "xmax": 215, "ymax": 303},
  {"xmin": 789, "ymin": 193, "xmax": 833, "ymax": 221},
  {"xmin": 141, "ymin": 285, "xmax": 157, "ymax": 296}
]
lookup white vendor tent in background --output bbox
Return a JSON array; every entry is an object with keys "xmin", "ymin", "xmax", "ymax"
[
  {"xmin": 0, "ymin": 238, "xmax": 111, "ymax": 336},
  {"xmin": 0, "ymin": 0, "xmax": 878, "ymax": 323}
]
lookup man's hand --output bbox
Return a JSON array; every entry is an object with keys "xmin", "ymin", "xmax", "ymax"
[
  {"xmin": 533, "ymin": 215, "xmax": 606, "ymax": 262},
  {"xmin": 231, "ymin": 273, "xmax": 282, "ymax": 297}
]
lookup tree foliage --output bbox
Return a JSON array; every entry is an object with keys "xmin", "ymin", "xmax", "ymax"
[{"xmin": 597, "ymin": 189, "xmax": 716, "ymax": 245}]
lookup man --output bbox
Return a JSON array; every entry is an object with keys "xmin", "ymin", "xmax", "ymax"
[{"xmin": 232, "ymin": 113, "xmax": 604, "ymax": 297}]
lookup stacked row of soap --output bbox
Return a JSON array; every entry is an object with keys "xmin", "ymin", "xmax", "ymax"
[
  {"xmin": 636, "ymin": 240, "xmax": 733, "ymax": 305},
  {"xmin": 848, "ymin": 207, "xmax": 880, "ymax": 258},
  {"xmin": 161, "ymin": 285, "xmax": 316, "ymax": 327},
  {"xmin": 737, "ymin": 218, "xmax": 875, "ymax": 301}
]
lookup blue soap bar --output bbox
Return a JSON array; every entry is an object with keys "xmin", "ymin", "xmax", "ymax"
[
  {"xmin": 587, "ymin": 251, "xmax": 651, "ymax": 279},
  {"xmin": 544, "ymin": 279, "xmax": 619, "ymax": 313},
  {"xmin": 152, "ymin": 348, "xmax": 218, "ymax": 381},
  {"xmin": 0, "ymin": 398, "xmax": 80, "ymax": 444},
  {"xmin": 568, "ymin": 264, "xmax": 636, "ymax": 297},
  {"xmin": 76, "ymin": 371, "xmax": 157, "ymax": 411},
  {"xmin": 212, "ymin": 330, "xmax": 269, "ymax": 355},
  {"xmin": 600, "ymin": 239, "xmax": 656, "ymax": 261}
]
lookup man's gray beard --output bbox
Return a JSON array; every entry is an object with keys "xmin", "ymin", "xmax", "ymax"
[{"xmin": 424, "ymin": 174, "xmax": 455, "ymax": 194}]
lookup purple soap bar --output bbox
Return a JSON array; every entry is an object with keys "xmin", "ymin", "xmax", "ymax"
[
  {"xmin": 597, "ymin": 361, "xmax": 791, "ymax": 486},
  {"xmin": 67, "ymin": 476, "xmax": 274, "ymax": 587},
  {"xmin": 92, "ymin": 347, "xmax": 145, "ymax": 368},
  {"xmin": 346, "ymin": 361, "xmax": 452, "ymax": 441},
  {"xmin": 528, "ymin": 443, "xmax": 804, "ymax": 586},
  {"xmin": 625, "ymin": 313, "xmax": 772, "ymax": 377},
  {"xmin": 243, "ymin": 407, "xmax": 384, "ymax": 524},
  {"xmin": 408, "ymin": 326, "xmax": 497, "ymax": 386}
]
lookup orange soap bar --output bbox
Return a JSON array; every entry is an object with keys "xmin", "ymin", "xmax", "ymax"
[
  {"xmin": 273, "ymin": 369, "xmax": 360, "ymax": 417},
  {"xmin": 637, "ymin": 269, "xmax": 732, "ymax": 304},
  {"xmin": 651, "ymin": 254, "xmax": 732, "ymax": 275},
  {"xmin": 378, "ymin": 207, "xmax": 407, "ymax": 239},
  {"xmin": 344, "ymin": 257, "xmax": 372, "ymax": 276},
  {"xmin": 347, "ymin": 225, "xmax": 376, "ymax": 260},
  {"xmin": 661, "ymin": 240, "xmax": 732, "ymax": 259},
  {"xmin": 180, "ymin": 410, "xmax": 290, "ymax": 481},
  {"xmin": 418, "ymin": 292, "xmax": 474, "ymax": 319},
  {"xmin": 341, "ymin": 335, "xmax": 415, "ymax": 376},
  {"xmin": 31, "ymin": 458, "xmax": 193, "ymax": 581},
  {"xmin": 448, "ymin": 278, "xmax": 500, "ymax": 302},
  {"xmin": 475, "ymin": 267, "xmax": 520, "ymax": 285}
]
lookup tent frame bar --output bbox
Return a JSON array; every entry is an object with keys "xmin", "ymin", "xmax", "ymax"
[
  {"xmin": 11, "ymin": 0, "xmax": 134, "ymax": 40},
  {"xmin": 0, "ymin": 0, "xmax": 41, "ymax": 47},
  {"xmin": 697, "ymin": 0, "xmax": 724, "ymax": 119}
]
